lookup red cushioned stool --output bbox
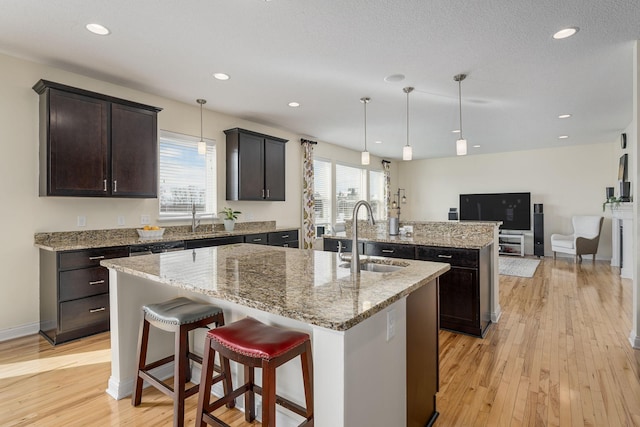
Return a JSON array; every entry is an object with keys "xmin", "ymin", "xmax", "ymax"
[
  {"xmin": 131, "ymin": 297, "xmax": 232, "ymax": 427},
  {"xmin": 196, "ymin": 317, "xmax": 314, "ymax": 427}
]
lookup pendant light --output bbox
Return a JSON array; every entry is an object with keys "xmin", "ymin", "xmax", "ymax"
[
  {"xmin": 196, "ymin": 98, "xmax": 207, "ymax": 155},
  {"xmin": 403, "ymin": 87, "xmax": 414, "ymax": 161},
  {"xmin": 454, "ymin": 74, "xmax": 467, "ymax": 156},
  {"xmin": 360, "ymin": 97, "xmax": 370, "ymax": 165}
]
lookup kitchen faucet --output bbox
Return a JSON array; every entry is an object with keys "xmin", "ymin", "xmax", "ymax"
[
  {"xmin": 191, "ymin": 203, "xmax": 200, "ymax": 232},
  {"xmin": 351, "ymin": 200, "xmax": 375, "ymax": 274}
]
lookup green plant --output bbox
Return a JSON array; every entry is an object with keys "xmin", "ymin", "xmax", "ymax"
[
  {"xmin": 219, "ymin": 207, "xmax": 242, "ymax": 221},
  {"xmin": 602, "ymin": 196, "xmax": 622, "ymax": 212}
]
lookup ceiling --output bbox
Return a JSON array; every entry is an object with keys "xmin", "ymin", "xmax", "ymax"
[{"xmin": 2, "ymin": 0, "xmax": 639, "ymax": 160}]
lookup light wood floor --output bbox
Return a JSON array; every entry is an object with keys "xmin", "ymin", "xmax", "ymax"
[{"xmin": 1, "ymin": 258, "xmax": 639, "ymax": 426}]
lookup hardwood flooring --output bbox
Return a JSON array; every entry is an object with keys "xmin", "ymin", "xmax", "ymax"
[{"xmin": 0, "ymin": 257, "xmax": 638, "ymax": 426}]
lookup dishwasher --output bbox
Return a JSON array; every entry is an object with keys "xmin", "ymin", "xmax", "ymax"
[{"xmin": 129, "ymin": 240, "xmax": 185, "ymax": 256}]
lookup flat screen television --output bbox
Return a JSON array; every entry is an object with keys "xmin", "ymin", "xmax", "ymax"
[{"xmin": 459, "ymin": 192, "xmax": 531, "ymax": 230}]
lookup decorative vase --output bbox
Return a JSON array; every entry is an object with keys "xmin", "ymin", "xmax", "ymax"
[{"xmin": 223, "ymin": 219, "xmax": 235, "ymax": 231}]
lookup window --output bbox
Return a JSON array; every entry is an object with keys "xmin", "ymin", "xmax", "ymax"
[
  {"xmin": 369, "ymin": 170, "xmax": 387, "ymax": 221},
  {"xmin": 313, "ymin": 159, "xmax": 332, "ymax": 230},
  {"xmin": 336, "ymin": 163, "xmax": 367, "ymax": 221},
  {"xmin": 158, "ymin": 130, "xmax": 216, "ymax": 217}
]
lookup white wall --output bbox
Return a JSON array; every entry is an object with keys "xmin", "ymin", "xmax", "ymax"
[{"xmin": 397, "ymin": 143, "xmax": 618, "ymax": 259}]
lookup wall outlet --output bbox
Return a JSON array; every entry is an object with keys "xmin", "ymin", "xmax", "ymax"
[
  {"xmin": 140, "ymin": 215, "xmax": 150, "ymax": 225},
  {"xmin": 117, "ymin": 215, "xmax": 125, "ymax": 226},
  {"xmin": 387, "ymin": 309, "xmax": 396, "ymax": 341},
  {"xmin": 77, "ymin": 216, "xmax": 86, "ymax": 227}
]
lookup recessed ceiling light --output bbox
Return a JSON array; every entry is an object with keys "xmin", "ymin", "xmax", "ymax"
[
  {"xmin": 86, "ymin": 23, "xmax": 110, "ymax": 36},
  {"xmin": 558, "ymin": 135, "xmax": 569, "ymax": 139},
  {"xmin": 213, "ymin": 73, "xmax": 230, "ymax": 81},
  {"xmin": 553, "ymin": 27, "xmax": 579, "ymax": 40},
  {"xmin": 473, "ymin": 145, "xmax": 481, "ymax": 148},
  {"xmin": 288, "ymin": 102, "xmax": 300, "ymax": 107},
  {"xmin": 384, "ymin": 74, "xmax": 405, "ymax": 83},
  {"xmin": 451, "ymin": 129, "xmax": 460, "ymax": 134},
  {"xmin": 558, "ymin": 114, "xmax": 572, "ymax": 119},
  {"xmin": 375, "ymin": 140, "xmax": 382, "ymax": 144}
]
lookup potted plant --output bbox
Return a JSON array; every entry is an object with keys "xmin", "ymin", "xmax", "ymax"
[
  {"xmin": 219, "ymin": 207, "xmax": 242, "ymax": 231},
  {"xmin": 603, "ymin": 196, "xmax": 622, "ymax": 212}
]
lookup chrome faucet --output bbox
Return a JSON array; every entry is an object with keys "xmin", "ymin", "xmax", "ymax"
[
  {"xmin": 351, "ymin": 200, "xmax": 375, "ymax": 274},
  {"xmin": 191, "ymin": 203, "xmax": 200, "ymax": 232}
]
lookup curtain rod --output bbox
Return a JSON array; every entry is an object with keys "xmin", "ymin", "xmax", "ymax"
[{"xmin": 300, "ymin": 138, "xmax": 317, "ymax": 145}]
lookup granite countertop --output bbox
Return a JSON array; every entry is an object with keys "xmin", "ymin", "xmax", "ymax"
[
  {"xmin": 324, "ymin": 230, "xmax": 494, "ymax": 250},
  {"xmin": 101, "ymin": 243, "xmax": 450, "ymax": 331},
  {"xmin": 34, "ymin": 221, "xmax": 299, "ymax": 251}
]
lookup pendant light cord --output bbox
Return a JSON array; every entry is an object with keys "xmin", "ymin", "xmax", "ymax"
[
  {"xmin": 458, "ymin": 79, "xmax": 463, "ymax": 140},
  {"xmin": 200, "ymin": 102, "xmax": 203, "ymax": 142},
  {"xmin": 364, "ymin": 99, "xmax": 367, "ymax": 152},
  {"xmin": 406, "ymin": 90, "xmax": 410, "ymax": 147}
]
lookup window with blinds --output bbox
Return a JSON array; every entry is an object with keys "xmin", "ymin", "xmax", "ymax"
[
  {"xmin": 158, "ymin": 130, "xmax": 216, "ymax": 217},
  {"xmin": 313, "ymin": 158, "xmax": 332, "ymax": 230},
  {"xmin": 369, "ymin": 170, "xmax": 387, "ymax": 220},
  {"xmin": 336, "ymin": 163, "xmax": 367, "ymax": 221}
]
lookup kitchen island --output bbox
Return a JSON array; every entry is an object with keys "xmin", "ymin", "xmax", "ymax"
[{"xmin": 101, "ymin": 243, "xmax": 450, "ymax": 427}]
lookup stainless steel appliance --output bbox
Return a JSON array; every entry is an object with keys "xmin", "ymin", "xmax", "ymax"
[{"xmin": 129, "ymin": 240, "xmax": 185, "ymax": 256}]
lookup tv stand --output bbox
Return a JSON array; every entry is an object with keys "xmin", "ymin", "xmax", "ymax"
[{"xmin": 498, "ymin": 233, "xmax": 524, "ymax": 257}]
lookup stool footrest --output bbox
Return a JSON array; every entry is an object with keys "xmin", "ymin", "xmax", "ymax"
[
  {"xmin": 142, "ymin": 354, "xmax": 174, "ymax": 372},
  {"xmin": 248, "ymin": 384, "xmax": 309, "ymax": 418}
]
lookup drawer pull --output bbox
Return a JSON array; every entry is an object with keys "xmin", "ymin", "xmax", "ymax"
[
  {"xmin": 252, "ymin": 238, "xmax": 262, "ymax": 242},
  {"xmin": 89, "ymin": 280, "xmax": 105, "ymax": 285},
  {"xmin": 89, "ymin": 307, "xmax": 106, "ymax": 313},
  {"xmin": 103, "ymin": 179, "xmax": 107, "ymax": 192},
  {"xmin": 113, "ymin": 180, "xmax": 118, "ymax": 193},
  {"xmin": 89, "ymin": 255, "xmax": 105, "ymax": 260},
  {"xmin": 438, "ymin": 254, "xmax": 453, "ymax": 259},
  {"xmin": 283, "ymin": 243, "xmax": 289, "ymax": 247},
  {"xmin": 281, "ymin": 234, "xmax": 289, "ymax": 238},
  {"xmin": 382, "ymin": 249, "xmax": 395, "ymax": 253}
]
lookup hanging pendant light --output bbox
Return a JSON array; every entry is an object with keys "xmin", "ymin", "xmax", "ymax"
[
  {"xmin": 360, "ymin": 97, "xmax": 371, "ymax": 165},
  {"xmin": 196, "ymin": 98, "xmax": 207, "ymax": 155},
  {"xmin": 454, "ymin": 74, "xmax": 467, "ymax": 156},
  {"xmin": 403, "ymin": 87, "xmax": 414, "ymax": 161}
]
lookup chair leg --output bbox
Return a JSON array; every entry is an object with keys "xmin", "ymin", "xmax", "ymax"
[
  {"xmin": 196, "ymin": 335, "xmax": 216, "ymax": 427},
  {"xmin": 261, "ymin": 360, "xmax": 277, "ymax": 427},
  {"xmin": 245, "ymin": 365, "xmax": 255, "ymax": 422},
  {"xmin": 173, "ymin": 324, "xmax": 188, "ymax": 427},
  {"xmin": 132, "ymin": 318, "xmax": 149, "ymax": 407},
  {"xmin": 301, "ymin": 341, "xmax": 314, "ymax": 420},
  {"xmin": 553, "ymin": 252, "xmax": 556, "ymax": 260},
  {"xmin": 220, "ymin": 355, "xmax": 234, "ymax": 409}
]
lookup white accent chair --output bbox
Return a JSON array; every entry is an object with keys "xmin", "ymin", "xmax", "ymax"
[{"xmin": 551, "ymin": 216, "xmax": 604, "ymax": 262}]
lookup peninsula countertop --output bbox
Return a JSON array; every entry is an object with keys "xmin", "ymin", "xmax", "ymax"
[
  {"xmin": 324, "ymin": 230, "xmax": 494, "ymax": 250},
  {"xmin": 100, "ymin": 243, "xmax": 450, "ymax": 331}
]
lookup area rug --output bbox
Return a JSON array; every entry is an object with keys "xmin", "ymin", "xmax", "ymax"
[{"xmin": 499, "ymin": 256, "xmax": 540, "ymax": 278}]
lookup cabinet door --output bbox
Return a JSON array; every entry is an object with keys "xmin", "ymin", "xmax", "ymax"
[
  {"xmin": 237, "ymin": 133, "xmax": 265, "ymax": 200},
  {"xmin": 264, "ymin": 138, "xmax": 286, "ymax": 200},
  {"xmin": 47, "ymin": 89, "xmax": 108, "ymax": 196},
  {"xmin": 111, "ymin": 103, "xmax": 158, "ymax": 197},
  {"xmin": 364, "ymin": 242, "xmax": 416, "ymax": 259},
  {"xmin": 439, "ymin": 267, "xmax": 480, "ymax": 335}
]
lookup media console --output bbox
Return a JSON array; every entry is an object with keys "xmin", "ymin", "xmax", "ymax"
[{"xmin": 498, "ymin": 233, "xmax": 524, "ymax": 257}]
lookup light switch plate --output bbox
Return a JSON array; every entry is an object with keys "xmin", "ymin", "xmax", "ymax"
[
  {"xmin": 117, "ymin": 215, "xmax": 125, "ymax": 226},
  {"xmin": 140, "ymin": 215, "xmax": 150, "ymax": 225},
  {"xmin": 77, "ymin": 216, "xmax": 86, "ymax": 227}
]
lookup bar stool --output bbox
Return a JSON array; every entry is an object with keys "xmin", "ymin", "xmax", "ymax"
[
  {"xmin": 132, "ymin": 297, "xmax": 231, "ymax": 427},
  {"xmin": 196, "ymin": 317, "xmax": 314, "ymax": 427}
]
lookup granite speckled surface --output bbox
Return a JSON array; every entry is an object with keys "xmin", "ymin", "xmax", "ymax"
[
  {"xmin": 332, "ymin": 220, "xmax": 498, "ymax": 249},
  {"xmin": 35, "ymin": 221, "xmax": 298, "ymax": 251},
  {"xmin": 101, "ymin": 244, "xmax": 450, "ymax": 331}
]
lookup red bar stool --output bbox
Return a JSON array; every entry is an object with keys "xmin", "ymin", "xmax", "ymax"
[
  {"xmin": 131, "ymin": 297, "xmax": 232, "ymax": 427},
  {"xmin": 196, "ymin": 317, "xmax": 314, "ymax": 427}
]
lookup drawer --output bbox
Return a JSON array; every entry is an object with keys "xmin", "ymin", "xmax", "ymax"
[
  {"xmin": 59, "ymin": 246, "xmax": 129, "ymax": 270},
  {"xmin": 268, "ymin": 230, "xmax": 299, "ymax": 246},
  {"xmin": 416, "ymin": 246, "xmax": 479, "ymax": 268},
  {"xmin": 59, "ymin": 266, "xmax": 109, "ymax": 302},
  {"xmin": 323, "ymin": 238, "xmax": 358, "ymax": 253},
  {"xmin": 278, "ymin": 240, "xmax": 298, "ymax": 248},
  {"xmin": 244, "ymin": 233, "xmax": 269, "ymax": 245},
  {"xmin": 60, "ymin": 294, "xmax": 110, "ymax": 332},
  {"xmin": 364, "ymin": 242, "xmax": 416, "ymax": 259},
  {"xmin": 185, "ymin": 236, "xmax": 244, "ymax": 249}
]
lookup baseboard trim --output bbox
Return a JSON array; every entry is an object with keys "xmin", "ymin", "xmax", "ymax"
[
  {"xmin": 628, "ymin": 331, "xmax": 640, "ymax": 349},
  {"xmin": 491, "ymin": 304, "xmax": 502, "ymax": 323},
  {"xmin": 0, "ymin": 322, "xmax": 39, "ymax": 342}
]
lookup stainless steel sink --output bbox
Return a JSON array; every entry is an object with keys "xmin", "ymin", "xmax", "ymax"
[{"xmin": 338, "ymin": 261, "xmax": 404, "ymax": 273}]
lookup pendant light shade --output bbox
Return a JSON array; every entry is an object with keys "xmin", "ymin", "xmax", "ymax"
[
  {"xmin": 454, "ymin": 74, "xmax": 468, "ymax": 156},
  {"xmin": 360, "ymin": 97, "xmax": 370, "ymax": 165},
  {"xmin": 403, "ymin": 87, "xmax": 414, "ymax": 161},
  {"xmin": 197, "ymin": 98, "xmax": 207, "ymax": 155}
]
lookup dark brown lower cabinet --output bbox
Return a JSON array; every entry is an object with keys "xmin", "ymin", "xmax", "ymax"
[{"xmin": 40, "ymin": 246, "xmax": 129, "ymax": 345}]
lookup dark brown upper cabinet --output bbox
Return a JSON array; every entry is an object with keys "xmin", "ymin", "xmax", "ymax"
[
  {"xmin": 224, "ymin": 128, "xmax": 287, "ymax": 201},
  {"xmin": 33, "ymin": 80, "xmax": 162, "ymax": 198}
]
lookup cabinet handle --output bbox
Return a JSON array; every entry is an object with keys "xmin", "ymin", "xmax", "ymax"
[
  {"xmin": 89, "ymin": 255, "xmax": 105, "ymax": 260},
  {"xmin": 262, "ymin": 189, "xmax": 265, "ymax": 198},
  {"xmin": 252, "ymin": 238, "xmax": 262, "ymax": 242},
  {"xmin": 103, "ymin": 179, "xmax": 107, "ymax": 192},
  {"xmin": 89, "ymin": 307, "xmax": 106, "ymax": 313},
  {"xmin": 382, "ymin": 249, "xmax": 395, "ymax": 253},
  {"xmin": 283, "ymin": 243, "xmax": 289, "ymax": 247},
  {"xmin": 89, "ymin": 280, "xmax": 105, "ymax": 285},
  {"xmin": 281, "ymin": 234, "xmax": 289, "ymax": 239},
  {"xmin": 437, "ymin": 254, "xmax": 453, "ymax": 259},
  {"xmin": 113, "ymin": 180, "xmax": 118, "ymax": 193},
  {"xmin": 266, "ymin": 189, "xmax": 270, "ymax": 198}
]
